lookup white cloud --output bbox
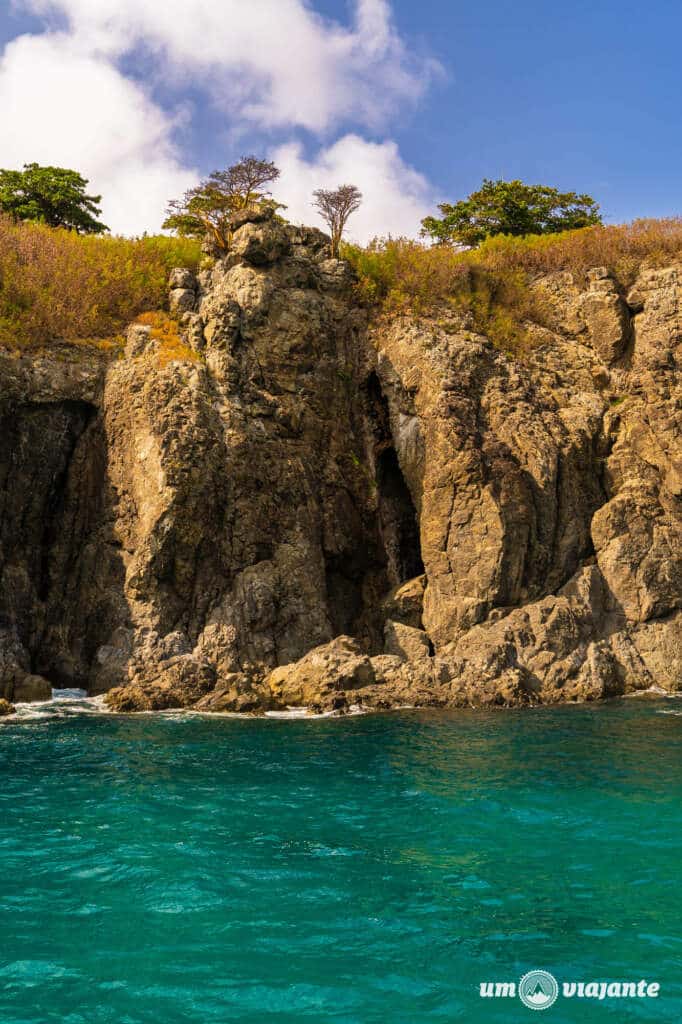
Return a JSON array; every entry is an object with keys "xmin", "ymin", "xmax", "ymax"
[
  {"xmin": 273, "ymin": 135, "xmax": 435, "ymax": 243},
  {"xmin": 22, "ymin": 0, "xmax": 439, "ymax": 133},
  {"xmin": 0, "ymin": 32, "xmax": 196, "ymax": 234},
  {"xmin": 1, "ymin": 1, "xmax": 440, "ymax": 237}
]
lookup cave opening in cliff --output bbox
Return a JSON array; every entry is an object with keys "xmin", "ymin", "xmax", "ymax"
[
  {"xmin": 0, "ymin": 400, "xmax": 121, "ymax": 690},
  {"xmin": 365, "ymin": 372, "xmax": 424, "ymax": 588},
  {"xmin": 376, "ymin": 446, "xmax": 424, "ymax": 585}
]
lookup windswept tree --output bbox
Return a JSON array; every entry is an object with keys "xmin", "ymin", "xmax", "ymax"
[
  {"xmin": 0, "ymin": 163, "xmax": 108, "ymax": 234},
  {"xmin": 163, "ymin": 156, "xmax": 281, "ymax": 252},
  {"xmin": 421, "ymin": 179, "xmax": 602, "ymax": 247},
  {"xmin": 312, "ymin": 184, "xmax": 362, "ymax": 257}
]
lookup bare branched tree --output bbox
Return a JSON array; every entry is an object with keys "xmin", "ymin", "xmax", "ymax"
[
  {"xmin": 312, "ymin": 184, "xmax": 362, "ymax": 257},
  {"xmin": 164, "ymin": 156, "xmax": 281, "ymax": 252},
  {"xmin": 211, "ymin": 157, "xmax": 281, "ymax": 211}
]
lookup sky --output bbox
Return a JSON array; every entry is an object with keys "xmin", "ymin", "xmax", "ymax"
[{"xmin": 1, "ymin": 0, "xmax": 681, "ymax": 240}]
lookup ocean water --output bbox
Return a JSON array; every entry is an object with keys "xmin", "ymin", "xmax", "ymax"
[{"xmin": 1, "ymin": 695, "xmax": 682, "ymax": 1023}]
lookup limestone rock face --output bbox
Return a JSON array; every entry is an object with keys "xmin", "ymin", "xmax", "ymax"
[
  {"xmin": 0, "ymin": 214, "xmax": 388, "ymax": 711},
  {"xmin": 230, "ymin": 221, "xmax": 290, "ymax": 265},
  {"xmin": 0, "ymin": 216, "xmax": 680, "ymax": 712},
  {"xmin": 367, "ymin": 260, "xmax": 681, "ymax": 706}
]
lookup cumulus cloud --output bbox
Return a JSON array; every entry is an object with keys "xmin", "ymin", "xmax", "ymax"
[
  {"xmin": 0, "ymin": 32, "xmax": 196, "ymax": 234},
  {"xmin": 1, "ymin": 1, "xmax": 440, "ymax": 236},
  {"xmin": 23, "ymin": 0, "xmax": 439, "ymax": 133},
  {"xmin": 273, "ymin": 135, "xmax": 435, "ymax": 243}
]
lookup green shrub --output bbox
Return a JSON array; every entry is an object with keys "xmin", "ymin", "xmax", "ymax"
[{"xmin": 0, "ymin": 215, "xmax": 202, "ymax": 348}]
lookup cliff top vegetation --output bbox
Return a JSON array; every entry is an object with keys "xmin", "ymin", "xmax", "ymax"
[
  {"xmin": 342, "ymin": 218, "xmax": 682, "ymax": 353},
  {"xmin": 2, "ymin": 209, "xmax": 682, "ymax": 355},
  {"xmin": 420, "ymin": 179, "xmax": 602, "ymax": 247},
  {"xmin": 0, "ymin": 215, "xmax": 201, "ymax": 349},
  {"xmin": 0, "ymin": 163, "xmax": 108, "ymax": 235}
]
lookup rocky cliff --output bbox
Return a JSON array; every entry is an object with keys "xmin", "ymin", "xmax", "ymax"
[{"xmin": 0, "ymin": 210, "xmax": 680, "ymax": 711}]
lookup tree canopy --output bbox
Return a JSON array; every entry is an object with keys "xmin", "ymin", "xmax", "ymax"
[
  {"xmin": 312, "ymin": 184, "xmax": 362, "ymax": 257},
  {"xmin": 0, "ymin": 163, "xmax": 108, "ymax": 234},
  {"xmin": 421, "ymin": 179, "xmax": 602, "ymax": 247},
  {"xmin": 163, "ymin": 156, "xmax": 281, "ymax": 252}
]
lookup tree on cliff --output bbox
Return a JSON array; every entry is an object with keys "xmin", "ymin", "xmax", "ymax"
[
  {"xmin": 421, "ymin": 179, "xmax": 602, "ymax": 247},
  {"xmin": 163, "ymin": 156, "xmax": 281, "ymax": 252},
  {"xmin": 0, "ymin": 163, "xmax": 108, "ymax": 233},
  {"xmin": 312, "ymin": 184, "xmax": 363, "ymax": 257}
]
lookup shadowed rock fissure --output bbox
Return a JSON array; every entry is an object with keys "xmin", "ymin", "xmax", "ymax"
[
  {"xmin": 376, "ymin": 447, "xmax": 424, "ymax": 585},
  {"xmin": 321, "ymin": 370, "xmax": 424, "ymax": 652},
  {"xmin": 0, "ymin": 400, "xmax": 125, "ymax": 689},
  {"xmin": 365, "ymin": 372, "xmax": 424, "ymax": 589}
]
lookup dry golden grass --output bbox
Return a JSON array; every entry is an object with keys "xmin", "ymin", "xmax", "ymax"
[
  {"xmin": 342, "ymin": 219, "xmax": 682, "ymax": 357},
  {"xmin": 0, "ymin": 215, "xmax": 202, "ymax": 349},
  {"xmin": 468, "ymin": 218, "xmax": 682, "ymax": 282},
  {"xmin": 134, "ymin": 311, "xmax": 200, "ymax": 367}
]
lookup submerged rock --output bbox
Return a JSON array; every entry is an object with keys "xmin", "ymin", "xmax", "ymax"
[{"xmin": 13, "ymin": 674, "xmax": 52, "ymax": 702}]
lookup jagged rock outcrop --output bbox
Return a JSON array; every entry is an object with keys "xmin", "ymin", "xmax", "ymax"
[
  {"xmin": 0, "ymin": 212, "xmax": 679, "ymax": 711},
  {"xmin": 366, "ymin": 263, "xmax": 681, "ymax": 706}
]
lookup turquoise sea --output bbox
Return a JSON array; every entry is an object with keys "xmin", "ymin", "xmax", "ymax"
[{"xmin": 1, "ymin": 696, "xmax": 681, "ymax": 1023}]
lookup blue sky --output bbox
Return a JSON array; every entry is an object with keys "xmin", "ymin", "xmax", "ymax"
[{"xmin": 1, "ymin": 0, "xmax": 680, "ymax": 237}]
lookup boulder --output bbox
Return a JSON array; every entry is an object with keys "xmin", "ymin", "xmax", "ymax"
[
  {"xmin": 578, "ymin": 269, "xmax": 631, "ymax": 364},
  {"xmin": 105, "ymin": 656, "xmax": 216, "ymax": 712},
  {"xmin": 266, "ymin": 636, "xmax": 375, "ymax": 710},
  {"xmin": 227, "ymin": 205, "xmax": 275, "ymax": 232},
  {"xmin": 384, "ymin": 620, "xmax": 431, "ymax": 662},
  {"xmin": 195, "ymin": 674, "xmax": 273, "ymax": 713},
  {"xmin": 13, "ymin": 674, "xmax": 52, "ymax": 702},
  {"xmin": 169, "ymin": 288, "xmax": 196, "ymax": 314},
  {"xmin": 231, "ymin": 222, "xmax": 290, "ymax": 265},
  {"xmin": 169, "ymin": 267, "xmax": 197, "ymax": 291},
  {"xmin": 382, "ymin": 576, "xmax": 427, "ymax": 629}
]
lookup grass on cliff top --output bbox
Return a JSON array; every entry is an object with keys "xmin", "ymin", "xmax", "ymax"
[
  {"xmin": 342, "ymin": 218, "xmax": 682, "ymax": 355},
  {"xmin": 134, "ymin": 311, "xmax": 201, "ymax": 367},
  {"xmin": 0, "ymin": 215, "xmax": 202, "ymax": 349}
]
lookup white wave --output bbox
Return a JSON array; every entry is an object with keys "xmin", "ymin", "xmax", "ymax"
[
  {"xmin": 264, "ymin": 707, "xmax": 339, "ymax": 719},
  {"xmin": 1, "ymin": 692, "xmax": 373, "ymax": 724},
  {"xmin": 5, "ymin": 691, "xmax": 110, "ymax": 723},
  {"xmin": 51, "ymin": 687, "xmax": 88, "ymax": 700},
  {"xmin": 624, "ymin": 686, "xmax": 669, "ymax": 698}
]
